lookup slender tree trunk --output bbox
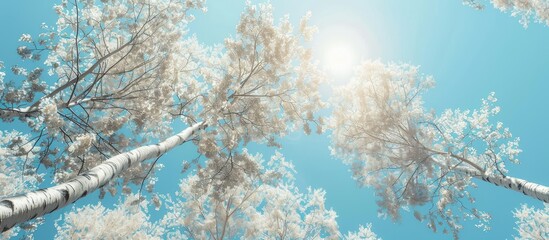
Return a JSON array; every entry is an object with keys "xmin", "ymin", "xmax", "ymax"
[
  {"xmin": 428, "ymin": 150, "xmax": 549, "ymax": 203},
  {"xmin": 455, "ymin": 166, "xmax": 549, "ymax": 203},
  {"xmin": 0, "ymin": 122, "xmax": 205, "ymax": 232}
]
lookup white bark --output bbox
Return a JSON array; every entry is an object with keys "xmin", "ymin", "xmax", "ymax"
[
  {"xmin": 453, "ymin": 165, "xmax": 549, "ymax": 203},
  {"xmin": 480, "ymin": 174, "xmax": 549, "ymax": 203},
  {"xmin": 429, "ymin": 153, "xmax": 549, "ymax": 203},
  {"xmin": 0, "ymin": 122, "xmax": 205, "ymax": 232},
  {"xmin": 0, "ymin": 107, "xmax": 36, "ymax": 119}
]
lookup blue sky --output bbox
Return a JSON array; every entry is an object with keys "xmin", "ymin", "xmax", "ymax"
[{"xmin": 1, "ymin": 0, "xmax": 549, "ymax": 239}]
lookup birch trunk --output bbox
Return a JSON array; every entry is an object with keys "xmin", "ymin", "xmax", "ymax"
[
  {"xmin": 429, "ymin": 151, "xmax": 549, "ymax": 203},
  {"xmin": 455, "ymin": 166, "xmax": 549, "ymax": 203},
  {"xmin": 0, "ymin": 122, "xmax": 205, "ymax": 232}
]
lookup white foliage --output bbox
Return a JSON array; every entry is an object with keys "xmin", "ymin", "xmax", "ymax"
[
  {"xmin": 53, "ymin": 150, "xmax": 378, "ymax": 239},
  {"xmin": 67, "ymin": 133, "xmax": 96, "ymax": 156},
  {"xmin": 329, "ymin": 60, "xmax": 519, "ymax": 238},
  {"xmin": 464, "ymin": 0, "xmax": 549, "ymax": 27},
  {"xmin": 345, "ymin": 224, "xmax": 382, "ymax": 240},
  {"xmin": 55, "ymin": 195, "xmax": 164, "ymax": 240},
  {"xmin": 161, "ymin": 150, "xmax": 341, "ymax": 239},
  {"xmin": 19, "ymin": 34, "xmax": 32, "ymax": 43},
  {"xmin": 513, "ymin": 203, "xmax": 549, "ymax": 240},
  {"xmin": 0, "ymin": 1, "xmax": 335, "ymax": 238},
  {"xmin": 0, "ymin": 130, "xmax": 41, "ymax": 197},
  {"xmin": 196, "ymin": 2, "xmax": 324, "ymax": 158},
  {"xmin": 0, "ymin": 62, "xmax": 4, "ymax": 92},
  {"xmin": 0, "ymin": 0, "xmax": 210, "ymax": 191},
  {"xmin": 0, "ymin": 130, "xmax": 42, "ymax": 239}
]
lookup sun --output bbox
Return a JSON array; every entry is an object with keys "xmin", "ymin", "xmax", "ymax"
[
  {"xmin": 323, "ymin": 42, "xmax": 357, "ymax": 77},
  {"xmin": 315, "ymin": 25, "xmax": 367, "ymax": 80}
]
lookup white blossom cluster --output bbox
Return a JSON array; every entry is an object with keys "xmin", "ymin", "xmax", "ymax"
[
  {"xmin": 513, "ymin": 203, "xmax": 549, "ymax": 239},
  {"xmin": 0, "ymin": 130, "xmax": 43, "ymax": 239},
  {"xmin": 55, "ymin": 195, "xmax": 165, "ymax": 240},
  {"xmin": 161, "ymin": 150, "xmax": 340, "ymax": 239},
  {"xmin": 67, "ymin": 133, "xmax": 96, "ymax": 156},
  {"xmin": 18, "ymin": 34, "xmax": 32, "ymax": 43},
  {"xmin": 464, "ymin": 0, "xmax": 549, "ymax": 27},
  {"xmin": 345, "ymin": 224, "xmax": 381, "ymax": 240},
  {"xmin": 39, "ymin": 98, "xmax": 64, "ymax": 134}
]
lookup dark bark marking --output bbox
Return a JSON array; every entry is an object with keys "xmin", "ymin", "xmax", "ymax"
[
  {"xmin": 97, "ymin": 168, "xmax": 110, "ymax": 188},
  {"xmin": 517, "ymin": 183, "xmax": 522, "ymax": 190},
  {"xmin": 85, "ymin": 172, "xmax": 98, "ymax": 180},
  {"xmin": 109, "ymin": 171, "xmax": 116, "ymax": 181},
  {"xmin": 0, "ymin": 200, "xmax": 14, "ymax": 211},
  {"xmin": 82, "ymin": 172, "xmax": 92, "ymax": 180},
  {"xmin": 67, "ymin": 184, "xmax": 76, "ymax": 195},
  {"xmin": 59, "ymin": 189, "xmax": 69, "ymax": 203},
  {"xmin": 156, "ymin": 143, "xmax": 161, "ymax": 156},
  {"xmin": 126, "ymin": 153, "xmax": 132, "ymax": 167},
  {"xmin": 49, "ymin": 204, "xmax": 59, "ymax": 213},
  {"xmin": 105, "ymin": 162, "xmax": 117, "ymax": 173}
]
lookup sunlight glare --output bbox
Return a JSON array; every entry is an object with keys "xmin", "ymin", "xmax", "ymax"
[
  {"xmin": 316, "ymin": 25, "xmax": 367, "ymax": 80},
  {"xmin": 323, "ymin": 43, "xmax": 357, "ymax": 77}
]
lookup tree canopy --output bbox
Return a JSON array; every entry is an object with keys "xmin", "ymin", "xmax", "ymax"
[{"xmin": 1, "ymin": 0, "xmax": 548, "ymax": 239}]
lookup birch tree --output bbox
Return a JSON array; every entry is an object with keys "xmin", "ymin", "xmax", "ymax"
[
  {"xmin": 0, "ymin": 0, "xmax": 207, "ymax": 232},
  {"xmin": 55, "ymin": 151, "xmax": 378, "ymax": 240},
  {"xmin": 0, "ymin": 1, "xmax": 323, "ymax": 233},
  {"xmin": 1, "ymin": 0, "xmax": 207, "ymax": 185},
  {"xmin": 329, "ymin": 60, "xmax": 549, "ymax": 238}
]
